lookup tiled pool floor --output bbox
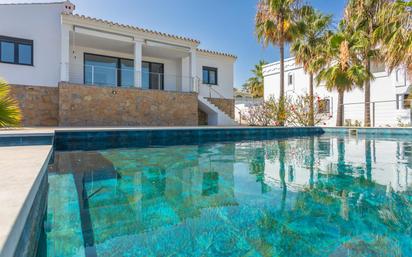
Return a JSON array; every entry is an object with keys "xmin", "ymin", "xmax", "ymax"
[{"xmin": 39, "ymin": 134, "xmax": 412, "ymax": 256}]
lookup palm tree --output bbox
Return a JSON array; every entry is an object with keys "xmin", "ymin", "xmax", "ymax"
[
  {"xmin": 316, "ymin": 27, "xmax": 371, "ymax": 126},
  {"xmin": 344, "ymin": 0, "xmax": 387, "ymax": 127},
  {"xmin": 291, "ymin": 6, "xmax": 332, "ymax": 126},
  {"xmin": 0, "ymin": 79, "xmax": 21, "ymax": 127},
  {"xmin": 255, "ymin": 0, "xmax": 302, "ymax": 125},
  {"xmin": 375, "ymin": 0, "xmax": 412, "ymax": 76},
  {"xmin": 243, "ymin": 60, "xmax": 268, "ymax": 98}
]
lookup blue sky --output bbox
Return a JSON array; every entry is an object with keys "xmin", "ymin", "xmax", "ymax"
[{"xmin": 5, "ymin": 0, "xmax": 347, "ymax": 87}]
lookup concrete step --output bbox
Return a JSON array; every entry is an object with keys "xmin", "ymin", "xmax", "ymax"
[{"xmin": 198, "ymin": 96, "xmax": 237, "ymax": 126}]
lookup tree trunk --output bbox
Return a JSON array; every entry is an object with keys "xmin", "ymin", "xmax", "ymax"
[
  {"xmin": 309, "ymin": 72, "xmax": 314, "ymax": 126},
  {"xmin": 365, "ymin": 139, "xmax": 372, "ymax": 181},
  {"xmin": 279, "ymin": 44, "xmax": 285, "ymax": 101},
  {"xmin": 337, "ymin": 138, "xmax": 345, "ymax": 173},
  {"xmin": 278, "ymin": 141, "xmax": 287, "ymax": 212},
  {"xmin": 309, "ymin": 137, "xmax": 315, "ymax": 189},
  {"xmin": 364, "ymin": 58, "xmax": 371, "ymax": 127},
  {"xmin": 279, "ymin": 43, "xmax": 285, "ymax": 126},
  {"xmin": 337, "ymin": 90, "xmax": 344, "ymax": 126}
]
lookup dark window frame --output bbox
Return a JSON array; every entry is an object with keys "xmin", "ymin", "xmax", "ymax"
[
  {"xmin": 0, "ymin": 35, "xmax": 33, "ymax": 66},
  {"xmin": 288, "ymin": 73, "xmax": 294, "ymax": 86},
  {"xmin": 397, "ymin": 93, "xmax": 411, "ymax": 110},
  {"xmin": 83, "ymin": 53, "xmax": 134, "ymax": 87},
  {"xmin": 202, "ymin": 66, "xmax": 218, "ymax": 85},
  {"xmin": 142, "ymin": 61, "xmax": 165, "ymax": 90}
]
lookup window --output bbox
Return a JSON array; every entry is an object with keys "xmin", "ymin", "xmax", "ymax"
[
  {"xmin": 202, "ymin": 67, "xmax": 218, "ymax": 85},
  {"xmin": 318, "ymin": 98, "xmax": 331, "ymax": 114},
  {"xmin": 0, "ymin": 36, "xmax": 33, "ymax": 65},
  {"xmin": 288, "ymin": 73, "xmax": 294, "ymax": 86},
  {"xmin": 84, "ymin": 53, "xmax": 134, "ymax": 87},
  {"xmin": 120, "ymin": 59, "xmax": 134, "ymax": 88},
  {"xmin": 318, "ymin": 138, "xmax": 331, "ymax": 157},
  {"xmin": 396, "ymin": 68, "xmax": 406, "ymax": 85},
  {"xmin": 397, "ymin": 94, "xmax": 411, "ymax": 110},
  {"xmin": 142, "ymin": 61, "xmax": 164, "ymax": 90},
  {"xmin": 18, "ymin": 44, "xmax": 33, "ymax": 65},
  {"xmin": 1, "ymin": 42, "xmax": 14, "ymax": 63}
]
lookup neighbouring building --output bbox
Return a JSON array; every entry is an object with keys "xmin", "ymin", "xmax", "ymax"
[
  {"xmin": 234, "ymin": 89, "xmax": 263, "ymax": 124},
  {"xmin": 263, "ymin": 57, "xmax": 412, "ymax": 127},
  {"xmin": 0, "ymin": 1, "xmax": 237, "ymax": 127}
]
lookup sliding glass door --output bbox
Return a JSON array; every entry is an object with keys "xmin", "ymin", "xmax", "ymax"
[
  {"xmin": 84, "ymin": 54, "xmax": 117, "ymax": 86},
  {"xmin": 84, "ymin": 53, "xmax": 134, "ymax": 87},
  {"xmin": 84, "ymin": 53, "xmax": 164, "ymax": 89},
  {"xmin": 120, "ymin": 59, "xmax": 134, "ymax": 87},
  {"xmin": 142, "ymin": 61, "xmax": 164, "ymax": 90}
]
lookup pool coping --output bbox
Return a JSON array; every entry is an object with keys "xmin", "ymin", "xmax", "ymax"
[
  {"xmin": 1, "ymin": 127, "xmax": 411, "ymax": 146},
  {"xmin": 1, "ymin": 126, "xmax": 412, "ymax": 133},
  {"xmin": 0, "ymin": 145, "xmax": 52, "ymax": 257}
]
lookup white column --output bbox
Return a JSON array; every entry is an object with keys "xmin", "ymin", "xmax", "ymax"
[
  {"xmin": 60, "ymin": 24, "xmax": 71, "ymax": 82},
  {"xmin": 181, "ymin": 56, "xmax": 190, "ymax": 92},
  {"xmin": 190, "ymin": 48, "xmax": 197, "ymax": 91},
  {"xmin": 134, "ymin": 39, "xmax": 144, "ymax": 88}
]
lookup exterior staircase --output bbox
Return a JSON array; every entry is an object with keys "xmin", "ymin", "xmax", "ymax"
[{"xmin": 198, "ymin": 96, "xmax": 238, "ymax": 126}]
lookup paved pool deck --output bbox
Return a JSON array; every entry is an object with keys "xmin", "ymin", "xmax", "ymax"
[
  {"xmin": 0, "ymin": 145, "xmax": 52, "ymax": 257},
  {"xmin": 0, "ymin": 126, "xmax": 246, "ymax": 135},
  {"xmin": 1, "ymin": 126, "xmax": 411, "ymax": 133}
]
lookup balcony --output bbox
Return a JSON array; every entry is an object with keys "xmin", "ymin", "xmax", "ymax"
[{"xmin": 62, "ymin": 63, "xmax": 198, "ymax": 93}]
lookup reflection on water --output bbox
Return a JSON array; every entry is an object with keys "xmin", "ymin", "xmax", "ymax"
[{"xmin": 40, "ymin": 135, "xmax": 412, "ymax": 257}]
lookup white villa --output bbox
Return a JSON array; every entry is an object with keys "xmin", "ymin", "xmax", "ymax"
[
  {"xmin": 263, "ymin": 57, "xmax": 412, "ymax": 127},
  {"xmin": 0, "ymin": 1, "xmax": 237, "ymax": 126}
]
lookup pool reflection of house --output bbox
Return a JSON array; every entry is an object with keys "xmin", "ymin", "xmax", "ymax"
[
  {"xmin": 242, "ymin": 137, "xmax": 412, "ymax": 193},
  {"xmin": 47, "ymin": 143, "xmax": 237, "ymax": 250}
]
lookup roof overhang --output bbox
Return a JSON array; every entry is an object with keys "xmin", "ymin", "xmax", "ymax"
[{"xmin": 62, "ymin": 13, "xmax": 200, "ymax": 48}]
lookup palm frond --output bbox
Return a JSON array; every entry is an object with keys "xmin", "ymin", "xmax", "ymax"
[{"xmin": 0, "ymin": 79, "xmax": 21, "ymax": 127}]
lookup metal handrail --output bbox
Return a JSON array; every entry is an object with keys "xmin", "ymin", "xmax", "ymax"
[
  {"xmin": 64, "ymin": 62, "xmax": 197, "ymax": 92},
  {"xmin": 204, "ymin": 84, "xmax": 244, "ymax": 125},
  {"xmin": 339, "ymin": 99, "xmax": 410, "ymax": 106}
]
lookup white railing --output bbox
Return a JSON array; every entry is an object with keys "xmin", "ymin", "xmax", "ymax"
[
  {"xmin": 235, "ymin": 97, "xmax": 264, "ymax": 107},
  {"xmin": 62, "ymin": 63, "xmax": 198, "ymax": 93},
  {"xmin": 341, "ymin": 99, "xmax": 412, "ymax": 127}
]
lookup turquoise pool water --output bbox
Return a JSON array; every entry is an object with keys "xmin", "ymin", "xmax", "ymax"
[{"xmin": 39, "ymin": 134, "xmax": 412, "ymax": 256}]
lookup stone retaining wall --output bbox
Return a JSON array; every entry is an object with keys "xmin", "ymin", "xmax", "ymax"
[
  {"xmin": 10, "ymin": 85, "xmax": 59, "ymax": 126},
  {"xmin": 58, "ymin": 83, "xmax": 198, "ymax": 127},
  {"xmin": 206, "ymin": 97, "xmax": 235, "ymax": 119},
  {"xmin": 9, "ymin": 83, "xmax": 199, "ymax": 127},
  {"xmin": 198, "ymin": 108, "xmax": 208, "ymax": 125}
]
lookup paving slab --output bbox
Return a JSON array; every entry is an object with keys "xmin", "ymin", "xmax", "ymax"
[{"xmin": 0, "ymin": 145, "xmax": 52, "ymax": 257}]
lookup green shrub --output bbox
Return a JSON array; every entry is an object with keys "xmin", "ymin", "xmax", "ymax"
[{"xmin": 0, "ymin": 79, "xmax": 21, "ymax": 127}]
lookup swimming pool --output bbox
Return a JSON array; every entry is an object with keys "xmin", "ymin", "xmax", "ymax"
[{"xmin": 37, "ymin": 129, "xmax": 412, "ymax": 256}]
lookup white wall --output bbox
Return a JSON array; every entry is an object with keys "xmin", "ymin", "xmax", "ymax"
[
  {"xmin": 263, "ymin": 58, "xmax": 411, "ymax": 127},
  {"xmin": 0, "ymin": 2, "xmax": 236, "ymax": 97},
  {"xmin": 0, "ymin": 3, "xmax": 65, "ymax": 87},
  {"xmin": 197, "ymin": 52, "xmax": 235, "ymax": 99}
]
